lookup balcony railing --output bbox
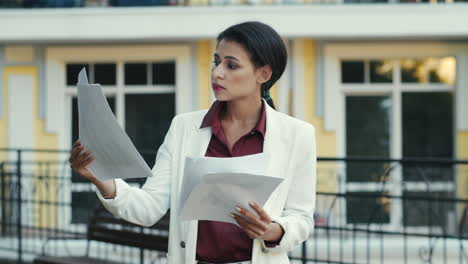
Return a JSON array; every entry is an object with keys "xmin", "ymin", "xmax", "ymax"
[
  {"xmin": 0, "ymin": 148, "xmax": 467, "ymax": 263},
  {"xmin": 0, "ymin": 0, "xmax": 467, "ymax": 8}
]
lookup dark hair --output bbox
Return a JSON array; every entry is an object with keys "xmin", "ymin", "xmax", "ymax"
[{"xmin": 216, "ymin": 21, "xmax": 287, "ymax": 110}]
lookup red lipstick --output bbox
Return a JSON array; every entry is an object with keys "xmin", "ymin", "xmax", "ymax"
[{"xmin": 212, "ymin": 83, "xmax": 225, "ymax": 92}]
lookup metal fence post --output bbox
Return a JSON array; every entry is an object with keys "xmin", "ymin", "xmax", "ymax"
[
  {"xmin": 302, "ymin": 242, "xmax": 307, "ymax": 264},
  {"xmin": 0, "ymin": 162, "xmax": 5, "ymax": 236},
  {"xmin": 16, "ymin": 150, "xmax": 22, "ymax": 264}
]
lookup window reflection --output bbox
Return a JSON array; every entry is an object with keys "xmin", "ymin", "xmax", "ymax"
[
  {"xmin": 401, "ymin": 57, "xmax": 455, "ymax": 85},
  {"xmin": 347, "ymin": 191, "xmax": 391, "ymax": 224},
  {"xmin": 427, "ymin": 57, "xmax": 456, "ymax": 84},
  {"xmin": 401, "ymin": 59, "xmax": 425, "ymax": 83},
  {"xmin": 370, "ymin": 60, "xmax": 393, "ymax": 83}
]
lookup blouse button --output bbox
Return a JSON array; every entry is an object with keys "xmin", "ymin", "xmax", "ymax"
[{"xmin": 180, "ymin": 241, "xmax": 185, "ymax": 248}]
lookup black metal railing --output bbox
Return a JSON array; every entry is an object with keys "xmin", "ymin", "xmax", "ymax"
[
  {"xmin": 0, "ymin": 148, "xmax": 467, "ymax": 263},
  {"xmin": 0, "ymin": 0, "xmax": 467, "ymax": 8}
]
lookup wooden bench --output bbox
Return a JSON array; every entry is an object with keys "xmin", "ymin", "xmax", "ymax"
[{"xmin": 34, "ymin": 205, "xmax": 170, "ymax": 264}]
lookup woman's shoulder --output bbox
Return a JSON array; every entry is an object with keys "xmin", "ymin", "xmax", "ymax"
[
  {"xmin": 273, "ymin": 110, "xmax": 315, "ymax": 133},
  {"xmin": 171, "ymin": 109, "xmax": 209, "ymax": 126}
]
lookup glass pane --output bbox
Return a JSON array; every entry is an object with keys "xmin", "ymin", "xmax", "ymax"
[
  {"xmin": 401, "ymin": 59, "xmax": 425, "ymax": 83},
  {"xmin": 346, "ymin": 96, "xmax": 391, "ymax": 182},
  {"xmin": 370, "ymin": 60, "xmax": 393, "ymax": 83},
  {"xmin": 152, "ymin": 62, "xmax": 176, "ymax": 85},
  {"xmin": 66, "ymin": 64, "xmax": 89, "ymax": 86},
  {"xmin": 427, "ymin": 57, "xmax": 456, "ymax": 85},
  {"xmin": 403, "ymin": 191, "xmax": 454, "ymax": 227},
  {"xmin": 125, "ymin": 94, "xmax": 175, "ymax": 169},
  {"xmin": 401, "ymin": 57, "xmax": 456, "ymax": 85},
  {"xmin": 346, "ymin": 192, "xmax": 390, "ymax": 224},
  {"xmin": 344, "ymin": 0, "xmax": 388, "ymax": 3},
  {"xmin": 341, "ymin": 61, "xmax": 364, "ymax": 83},
  {"xmin": 125, "ymin": 63, "xmax": 147, "ymax": 85},
  {"xmin": 94, "ymin": 63, "xmax": 116, "ymax": 85},
  {"xmin": 402, "ymin": 92, "xmax": 453, "ymax": 181},
  {"xmin": 113, "ymin": 0, "xmax": 172, "ymax": 6},
  {"xmin": 71, "ymin": 191, "xmax": 99, "ymax": 224},
  {"xmin": 71, "ymin": 97, "xmax": 115, "ymax": 183}
]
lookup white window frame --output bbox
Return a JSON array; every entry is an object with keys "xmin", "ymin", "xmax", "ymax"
[
  {"xmin": 323, "ymin": 42, "xmax": 468, "ymax": 232},
  {"xmin": 46, "ymin": 45, "xmax": 193, "ymax": 231}
]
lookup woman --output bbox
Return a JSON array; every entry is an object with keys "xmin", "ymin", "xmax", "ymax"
[{"xmin": 70, "ymin": 21, "xmax": 317, "ymax": 264}]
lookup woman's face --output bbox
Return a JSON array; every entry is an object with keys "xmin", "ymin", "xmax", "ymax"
[{"xmin": 211, "ymin": 39, "xmax": 266, "ymax": 102}]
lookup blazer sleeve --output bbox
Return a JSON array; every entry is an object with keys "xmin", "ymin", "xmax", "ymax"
[
  {"xmin": 261, "ymin": 123, "xmax": 317, "ymax": 253},
  {"xmin": 95, "ymin": 115, "xmax": 179, "ymax": 227}
]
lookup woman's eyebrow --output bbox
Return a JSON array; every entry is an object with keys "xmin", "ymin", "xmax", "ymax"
[{"xmin": 214, "ymin": 53, "xmax": 240, "ymax": 62}]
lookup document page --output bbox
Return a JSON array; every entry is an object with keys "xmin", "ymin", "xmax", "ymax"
[
  {"xmin": 77, "ymin": 68, "xmax": 153, "ymax": 181},
  {"xmin": 179, "ymin": 154, "xmax": 283, "ymax": 225}
]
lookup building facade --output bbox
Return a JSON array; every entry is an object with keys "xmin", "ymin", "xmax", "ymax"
[{"xmin": 0, "ymin": 1, "xmax": 467, "ymax": 262}]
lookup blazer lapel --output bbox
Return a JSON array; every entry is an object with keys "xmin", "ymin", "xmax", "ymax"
[
  {"xmin": 183, "ymin": 114, "xmax": 212, "ymax": 263},
  {"xmin": 263, "ymin": 99, "xmax": 288, "ymax": 179},
  {"xmin": 189, "ymin": 116, "xmax": 212, "ymax": 158}
]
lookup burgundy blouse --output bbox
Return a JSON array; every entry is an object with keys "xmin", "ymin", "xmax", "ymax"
[{"xmin": 196, "ymin": 100, "xmax": 268, "ymax": 263}]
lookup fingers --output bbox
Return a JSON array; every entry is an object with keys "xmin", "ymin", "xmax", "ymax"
[
  {"xmin": 237, "ymin": 204, "xmax": 270, "ymax": 230},
  {"xmin": 75, "ymin": 151, "xmax": 93, "ymax": 168},
  {"xmin": 70, "ymin": 142, "xmax": 84, "ymax": 161},
  {"xmin": 70, "ymin": 141, "xmax": 94, "ymax": 167},
  {"xmin": 231, "ymin": 202, "xmax": 272, "ymax": 239},
  {"xmin": 81, "ymin": 155, "xmax": 95, "ymax": 168},
  {"xmin": 72, "ymin": 139, "xmax": 81, "ymax": 148},
  {"xmin": 231, "ymin": 213, "xmax": 264, "ymax": 239},
  {"xmin": 70, "ymin": 148, "xmax": 81, "ymax": 163},
  {"xmin": 70, "ymin": 148, "xmax": 94, "ymax": 170},
  {"xmin": 249, "ymin": 201, "xmax": 271, "ymax": 223}
]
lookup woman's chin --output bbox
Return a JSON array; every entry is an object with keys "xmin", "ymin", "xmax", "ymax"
[{"xmin": 213, "ymin": 93, "xmax": 230, "ymax": 101}]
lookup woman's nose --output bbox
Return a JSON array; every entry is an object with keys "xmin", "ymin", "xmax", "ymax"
[{"xmin": 212, "ymin": 64, "xmax": 224, "ymax": 80}]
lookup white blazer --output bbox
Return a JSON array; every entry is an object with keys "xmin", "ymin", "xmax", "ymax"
[{"xmin": 97, "ymin": 100, "xmax": 317, "ymax": 264}]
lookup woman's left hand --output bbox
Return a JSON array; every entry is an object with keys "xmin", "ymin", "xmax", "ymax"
[{"xmin": 231, "ymin": 201, "xmax": 284, "ymax": 242}]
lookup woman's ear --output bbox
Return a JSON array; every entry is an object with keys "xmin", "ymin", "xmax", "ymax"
[{"xmin": 257, "ymin": 65, "xmax": 272, "ymax": 84}]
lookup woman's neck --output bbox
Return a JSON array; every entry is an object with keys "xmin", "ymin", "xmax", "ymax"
[{"xmin": 223, "ymin": 96, "xmax": 262, "ymax": 126}]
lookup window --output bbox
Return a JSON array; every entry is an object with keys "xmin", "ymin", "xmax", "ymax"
[
  {"xmin": 346, "ymin": 96, "xmax": 391, "ymax": 183},
  {"xmin": 94, "ymin": 63, "xmax": 117, "ymax": 85},
  {"xmin": 66, "ymin": 61, "xmax": 176, "ymax": 223},
  {"xmin": 341, "ymin": 61, "xmax": 364, "ymax": 83},
  {"xmin": 401, "ymin": 57, "xmax": 455, "ymax": 85},
  {"xmin": 66, "ymin": 64, "xmax": 89, "ymax": 86},
  {"xmin": 341, "ymin": 57, "xmax": 456, "ymax": 228}
]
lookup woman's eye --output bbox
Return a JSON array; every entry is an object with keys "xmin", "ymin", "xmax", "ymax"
[{"xmin": 212, "ymin": 60, "xmax": 237, "ymax": 70}]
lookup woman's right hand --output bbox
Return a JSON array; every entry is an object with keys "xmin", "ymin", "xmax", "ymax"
[
  {"xmin": 69, "ymin": 140, "xmax": 96, "ymax": 181},
  {"xmin": 69, "ymin": 140, "xmax": 116, "ymax": 199}
]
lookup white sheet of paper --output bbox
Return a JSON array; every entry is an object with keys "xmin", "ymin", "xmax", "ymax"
[
  {"xmin": 77, "ymin": 68, "xmax": 153, "ymax": 181},
  {"xmin": 179, "ymin": 154, "xmax": 283, "ymax": 225}
]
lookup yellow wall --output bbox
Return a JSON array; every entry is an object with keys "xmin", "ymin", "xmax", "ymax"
[
  {"xmin": 3, "ymin": 66, "xmax": 59, "ymax": 228},
  {"xmin": 5, "ymin": 46, "xmax": 35, "ymax": 63},
  {"xmin": 457, "ymin": 132, "xmax": 468, "ymax": 199},
  {"xmin": 0, "ymin": 69, "xmax": 8, "ymax": 160},
  {"xmin": 270, "ymin": 83, "xmax": 278, "ymax": 105},
  {"xmin": 302, "ymin": 39, "xmax": 338, "ymax": 193},
  {"xmin": 198, "ymin": 40, "xmax": 213, "ymax": 110}
]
